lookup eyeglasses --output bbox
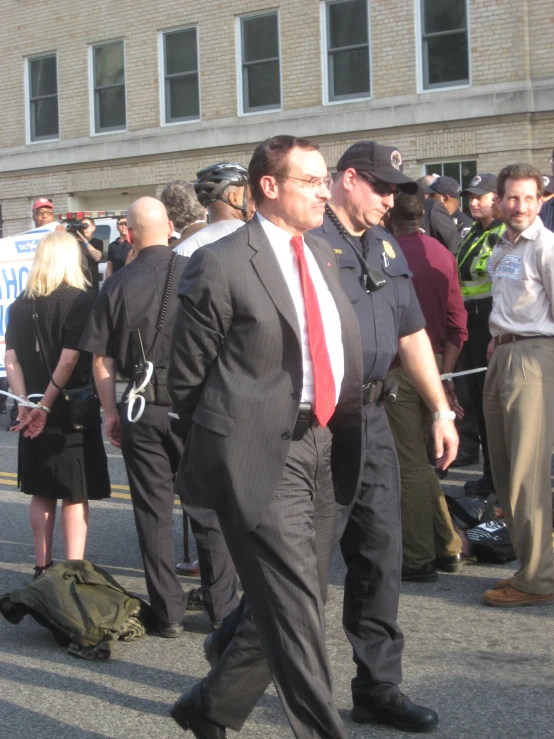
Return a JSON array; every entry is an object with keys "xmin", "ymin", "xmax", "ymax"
[
  {"xmin": 357, "ymin": 172, "xmax": 400, "ymax": 199},
  {"xmin": 277, "ymin": 174, "xmax": 333, "ymax": 192},
  {"xmin": 118, "ymin": 222, "xmax": 127, "ymax": 227}
]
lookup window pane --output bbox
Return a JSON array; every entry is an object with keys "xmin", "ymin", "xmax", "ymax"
[
  {"xmin": 165, "ymin": 29, "xmax": 197, "ymax": 75},
  {"xmin": 443, "ymin": 162, "xmax": 461, "ymax": 181},
  {"xmin": 30, "ymin": 56, "xmax": 57, "ymax": 97},
  {"xmin": 426, "ymin": 32, "xmax": 468, "ymax": 85},
  {"xmin": 245, "ymin": 60, "xmax": 280, "ymax": 110},
  {"xmin": 95, "ymin": 43, "xmax": 124, "ymax": 87},
  {"xmin": 243, "ymin": 14, "xmax": 278, "ymax": 63},
  {"xmin": 424, "ymin": 0, "xmax": 466, "ymax": 34},
  {"xmin": 425, "ymin": 164, "xmax": 443, "ymax": 177},
  {"xmin": 460, "ymin": 161, "xmax": 477, "ymax": 190},
  {"xmin": 97, "ymin": 86, "xmax": 126, "ymax": 129},
  {"xmin": 167, "ymin": 76, "xmax": 200, "ymax": 120},
  {"xmin": 331, "ymin": 48, "xmax": 369, "ymax": 98},
  {"xmin": 328, "ymin": 0, "xmax": 367, "ymax": 49},
  {"xmin": 32, "ymin": 97, "xmax": 59, "ymax": 138}
]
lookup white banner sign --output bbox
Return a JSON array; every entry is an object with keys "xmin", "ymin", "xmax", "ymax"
[{"xmin": 0, "ymin": 222, "xmax": 58, "ymax": 376}]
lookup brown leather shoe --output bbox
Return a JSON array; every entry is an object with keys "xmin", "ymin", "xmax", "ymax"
[
  {"xmin": 484, "ymin": 585, "xmax": 553, "ymax": 607},
  {"xmin": 493, "ymin": 576, "xmax": 514, "ymax": 590}
]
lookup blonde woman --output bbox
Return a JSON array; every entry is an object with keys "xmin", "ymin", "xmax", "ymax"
[{"xmin": 5, "ymin": 231, "xmax": 110, "ymax": 579}]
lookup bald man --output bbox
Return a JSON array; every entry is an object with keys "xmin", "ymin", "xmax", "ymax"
[{"xmin": 80, "ymin": 197, "xmax": 193, "ymax": 636}]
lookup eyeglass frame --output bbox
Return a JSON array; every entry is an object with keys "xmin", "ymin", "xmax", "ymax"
[
  {"xmin": 275, "ymin": 173, "xmax": 333, "ymax": 192},
  {"xmin": 356, "ymin": 171, "xmax": 400, "ymax": 199}
]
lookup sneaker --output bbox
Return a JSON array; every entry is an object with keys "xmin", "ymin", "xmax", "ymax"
[{"xmin": 186, "ymin": 587, "xmax": 207, "ymax": 612}]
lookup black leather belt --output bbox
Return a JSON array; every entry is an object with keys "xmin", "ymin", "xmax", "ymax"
[
  {"xmin": 363, "ymin": 380, "xmax": 385, "ymax": 404},
  {"xmin": 292, "ymin": 402, "xmax": 316, "ymax": 441}
]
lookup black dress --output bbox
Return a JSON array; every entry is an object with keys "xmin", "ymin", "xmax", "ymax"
[{"xmin": 5, "ymin": 285, "xmax": 111, "ymax": 502}]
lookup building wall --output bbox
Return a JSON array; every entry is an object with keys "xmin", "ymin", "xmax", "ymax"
[{"xmin": 0, "ymin": 0, "xmax": 552, "ymax": 235}]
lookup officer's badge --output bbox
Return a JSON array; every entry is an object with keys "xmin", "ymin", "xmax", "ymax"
[
  {"xmin": 383, "ymin": 240, "xmax": 396, "ymax": 259},
  {"xmin": 334, "ymin": 248, "xmax": 342, "ymax": 254},
  {"xmin": 470, "ymin": 175, "xmax": 482, "ymax": 187},
  {"xmin": 390, "ymin": 151, "xmax": 402, "ymax": 170}
]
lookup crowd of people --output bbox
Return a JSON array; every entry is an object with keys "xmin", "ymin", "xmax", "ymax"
[{"xmin": 4, "ymin": 136, "xmax": 553, "ymax": 739}]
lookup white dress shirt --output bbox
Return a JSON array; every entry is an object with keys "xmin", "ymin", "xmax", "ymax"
[{"xmin": 257, "ymin": 213, "xmax": 344, "ymax": 404}]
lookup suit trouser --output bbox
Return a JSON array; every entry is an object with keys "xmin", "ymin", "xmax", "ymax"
[
  {"xmin": 483, "ymin": 338, "xmax": 554, "ymax": 595},
  {"xmin": 385, "ymin": 362, "xmax": 462, "ymax": 569},
  {"xmin": 335, "ymin": 401, "xmax": 404, "ymax": 698},
  {"xmin": 190, "ymin": 424, "xmax": 347, "ymax": 739},
  {"xmin": 459, "ymin": 298, "xmax": 493, "ymax": 479}
]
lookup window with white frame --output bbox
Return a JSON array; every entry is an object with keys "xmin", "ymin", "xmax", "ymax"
[
  {"xmin": 324, "ymin": 0, "xmax": 370, "ymax": 102},
  {"xmin": 28, "ymin": 54, "xmax": 59, "ymax": 141},
  {"xmin": 162, "ymin": 28, "xmax": 200, "ymax": 124},
  {"xmin": 92, "ymin": 41, "xmax": 126, "ymax": 133},
  {"xmin": 239, "ymin": 12, "xmax": 281, "ymax": 114},
  {"xmin": 425, "ymin": 160, "xmax": 476, "ymax": 214},
  {"xmin": 420, "ymin": 0, "xmax": 469, "ymax": 90}
]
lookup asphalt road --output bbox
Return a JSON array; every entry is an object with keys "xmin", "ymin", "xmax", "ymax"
[{"xmin": 0, "ymin": 417, "xmax": 552, "ymax": 739}]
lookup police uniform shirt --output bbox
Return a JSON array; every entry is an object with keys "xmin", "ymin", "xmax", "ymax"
[
  {"xmin": 80, "ymin": 245, "xmax": 187, "ymax": 379},
  {"xmin": 311, "ymin": 213, "xmax": 425, "ymax": 382}
]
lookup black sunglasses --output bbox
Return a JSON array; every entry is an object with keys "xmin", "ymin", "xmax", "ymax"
[{"xmin": 357, "ymin": 172, "xmax": 400, "ymax": 199}]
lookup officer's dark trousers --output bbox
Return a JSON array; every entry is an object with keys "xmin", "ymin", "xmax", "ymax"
[
  {"xmin": 188, "ymin": 425, "xmax": 347, "ymax": 739},
  {"xmin": 458, "ymin": 297, "xmax": 492, "ymax": 479},
  {"xmin": 121, "ymin": 404, "xmax": 238, "ymax": 626},
  {"xmin": 120, "ymin": 404, "xmax": 188, "ymax": 624},
  {"xmin": 185, "ymin": 502, "xmax": 240, "ymax": 624},
  {"xmin": 335, "ymin": 400, "xmax": 404, "ymax": 698}
]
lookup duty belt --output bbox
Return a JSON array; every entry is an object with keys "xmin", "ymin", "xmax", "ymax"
[{"xmin": 363, "ymin": 380, "xmax": 385, "ymax": 404}]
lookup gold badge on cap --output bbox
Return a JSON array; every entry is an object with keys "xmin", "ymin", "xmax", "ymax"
[
  {"xmin": 390, "ymin": 151, "xmax": 403, "ymax": 171},
  {"xmin": 383, "ymin": 241, "xmax": 396, "ymax": 259}
]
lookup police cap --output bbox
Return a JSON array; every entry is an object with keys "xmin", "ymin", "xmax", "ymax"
[
  {"xmin": 461, "ymin": 173, "xmax": 498, "ymax": 197},
  {"xmin": 336, "ymin": 141, "xmax": 418, "ymax": 194}
]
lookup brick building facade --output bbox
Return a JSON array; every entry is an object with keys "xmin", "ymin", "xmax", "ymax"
[{"xmin": 0, "ymin": 0, "xmax": 552, "ymax": 235}]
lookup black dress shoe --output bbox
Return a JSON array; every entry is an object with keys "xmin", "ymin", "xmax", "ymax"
[
  {"xmin": 450, "ymin": 450, "xmax": 479, "ymax": 468},
  {"xmin": 435, "ymin": 553, "xmax": 466, "ymax": 573},
  {"xmin": 154, "ymin": 619, "xmax": 186, "ymax": 638},
  {"xmin": 464, "ymin": 476, "xmax": 496, "ymax": 497},
  {"xmin": 401, "ymin": 563, "xmax": 438, "ymax": 583},
  {"xmin": 176, "ymin": 560, "xmax": 201, "ymax": 577},
  {"xmin": 170, "ymin": 692, "xmax": 226, "ymax": 738},
  {"xmin": 352, "ymin": 693, "xmax": 439, "ymax": 733}
]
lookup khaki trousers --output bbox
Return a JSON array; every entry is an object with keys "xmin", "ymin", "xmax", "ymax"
[
  {"xmin": 386, "ymin": 359, "xmax": 462, "ymax": 569},
  {"xmin": 483, "ymin": 338, "xmax": 554, "ymax": 595}
]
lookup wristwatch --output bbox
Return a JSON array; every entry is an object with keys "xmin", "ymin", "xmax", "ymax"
[{"xmin": 433, "ymin": 410, "xmax": 456, "ymax": 420}]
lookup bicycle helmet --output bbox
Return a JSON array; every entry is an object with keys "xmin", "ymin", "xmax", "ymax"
[{"xmin": 194, "ymin": 162, "xmax": 249, "ymax": 207}]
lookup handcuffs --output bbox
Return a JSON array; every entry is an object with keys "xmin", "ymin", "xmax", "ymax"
[{"xmin": 126, "ymin": 361, "xmax": 154, "ymax": 423}]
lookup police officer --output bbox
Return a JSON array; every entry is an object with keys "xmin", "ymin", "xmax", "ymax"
[
  {"xmin": 456, "ymin": 174, "xmax": 505, "ymax": 496},
  {"xmin": 80, "ymin": 197, "xmax": 239, "ymax": 636},
  {"xmin": 311, "ymin": 142, "xmax": 458, "ymax": 732}
]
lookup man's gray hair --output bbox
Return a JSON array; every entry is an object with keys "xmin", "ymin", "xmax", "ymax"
[{"xmin": 160, "ymin": 180, "xmax": 205, "ymax": 231}]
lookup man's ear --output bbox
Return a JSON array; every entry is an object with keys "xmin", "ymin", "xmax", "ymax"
[{"xmin": 259, "ymin": 176, "xmax": 279, "ymax": 201}]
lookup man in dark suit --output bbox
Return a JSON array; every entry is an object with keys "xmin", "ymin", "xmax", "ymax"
[{"xmin": 167, "ymin": 135, "xmax": 363, "ymax": 739}]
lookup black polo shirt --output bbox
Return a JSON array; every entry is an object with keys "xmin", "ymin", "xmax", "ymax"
[
  {"xmin": 310, "ymin": 213, "xmax": 425, "ymax": 382},
  {"xmin": 80, "ymin": 245, "xmax": 187, "ymax": 379},
  {"xmin": 107, "ymin": 238, "xmax": 132, "ymax": 274}
]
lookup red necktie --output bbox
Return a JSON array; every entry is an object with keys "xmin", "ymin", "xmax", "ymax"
[{"xmin": 290, "ymin": 235, "xmax": 336, "ymax": 427}]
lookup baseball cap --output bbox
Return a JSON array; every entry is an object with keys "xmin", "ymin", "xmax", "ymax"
[
  {"xmin": 425, "ymin": 176, "xmax": 461, "ymax": 198},
  {"xmin": 542, "ymin": 175, "xmax": 554, "ymax": 195},
  {"xmin": 32, "ymin": 197, "xmax": 54, "ymax": 211},
  {"xmin": 336, "ymin": 141, "xmax": 418, "ymax": 194},
  {"xmin": 461, "ymin": 173, "xmax": 498, "ymax": 197}
]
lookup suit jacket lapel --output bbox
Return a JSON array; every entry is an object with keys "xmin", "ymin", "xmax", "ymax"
[{"xmin": 247, "ymin": 217, "xmax": 302, "ymax": 347}]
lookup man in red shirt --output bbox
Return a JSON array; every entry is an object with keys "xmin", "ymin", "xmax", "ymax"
[{"xmin": 387, "ymin": 189, "xmax": 468, "ymax": 581}]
